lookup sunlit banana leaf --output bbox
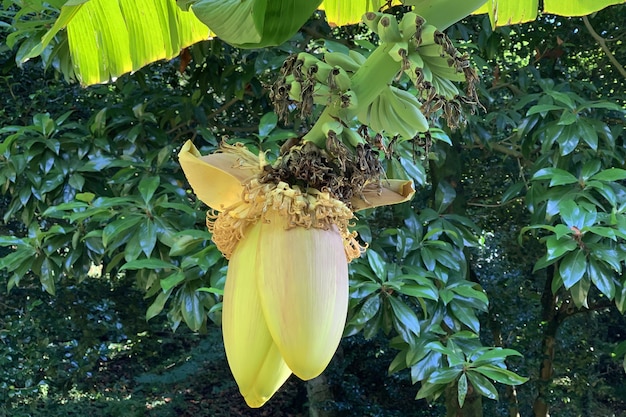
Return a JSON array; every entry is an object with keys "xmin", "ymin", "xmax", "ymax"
[
  {"xmin": 474, "ymin": 0, "xmax": 626, "ymax": 27},
  {"xmin": 320, "ymin": 0, "xmax": 400, "ymax": 26},
  {"xmin": 22, "ymin": 0, "xmax": 210, "ymax": 85},
  {"xmin": 190, "ymin": 0, "xmax": 321, "ymax": 48}
]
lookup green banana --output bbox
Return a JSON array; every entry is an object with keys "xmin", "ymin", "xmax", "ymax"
[
  {"xmin": 311, "ymin": 61, "xmax": 335, "ymax": 84},
  {"xmin": 324, "ymin": 51, "xmax": 361, "ymax": 73},
  {"xmin": 328, "ymin": 67, "xmax": 352, "ymax": 91},
  {"xmin": 362, "ymin": 11, "xmax": 384, "ymax": 33},
  {"xmin": 388, "ymin": 86, "xmax": 430, "ymax": 135},
  {"xmin": 417, "ymin": 43, "xmax": 445, "ymax": 58},
  {"xmin": 377, "ymin": 14, "xmax": 403, "ymax": 43},
  {"xmin": 431, "ymin": 76, "xmax": 460, "ymax": 99},
  {"xmin": 340, "ymin": 90, "xmax": 359, "ymax": 110},
  {"xmin": 418, "ymin": 25, "xmax": 438, "ymax": 46},
  {"xmin": 322, "ymin": 119, "xmax": 344, "ymax": 136},
  {"xmin": 399, "ymin": 12, "xmax": 424, "ymax": 42},
  {"xmin": 341, "ymin": 126, "xmax": 366, "ymax": 147},
  {"xmin": 348, "ymin": 50, "xmax": 367, "ymax": 66},
  {"xmin": 289, "ymin": 80, "xmax": 303, "ymax": 101},
  {"xmin": 422, "ymin": 57, "xmax": 466, "ymax": 82},
  {"xmin": 388, "ymin": 42, "xmax": 410, "ymax": 63},
  {"xmin": 313, "ymin": 84, "xmax": 333, "ymax": 105}
]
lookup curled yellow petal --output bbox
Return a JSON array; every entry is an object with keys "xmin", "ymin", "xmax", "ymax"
[
  {"xmin": 257, "ymin": 209, "xmax": 349, "ymax": 380},
  {"xmin": 222, "ymin": 221, "xmax": 292, "ymax": 407},
  {"xmin": 350, "ymin": 179, "xmax": 415, "ymax": 211},
  {"xmin": 178, "ymin": 140, "xmax": 259, "ymax": 211}
]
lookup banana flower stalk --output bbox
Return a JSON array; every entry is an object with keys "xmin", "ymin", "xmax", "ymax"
[{"xmin": 178, "ymin": 140, "xmax": 414, "ymax": 407}]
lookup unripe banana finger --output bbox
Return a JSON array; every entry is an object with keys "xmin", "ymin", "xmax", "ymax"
[
  {"xmin": 311, "ymin": 61, "xmax": 335, "ymax": 83},
  {"xmin": 388, "ymin": 42, "xmax": 410, "ymax": 63},
  {"xmin": 289, "ymin": 81, "xmax": 303, "ymax": 101},
  {"xmin": 348, "ymin": 50, "xmax": 367, "ymax": 66},
  {"xmin": 297, "ymin": 52, "xmax": 322, "ymax": 70},
  {"xmin": 324, "ymin": 52, "xmax": 361, "ymax": 73},
  {"xmin": 417, "ymin": 25, "xmax": 438, "ymax": 46},
  {"xmin": 431, "ymin": 77, "xmax": 460, "ymax": 99},
  {"xmin": 377, "ymin": 14, "xmax": 403, "ymax": 43},
  {"xmin": 322, "ymin": 120, "xmax": 344, "ymax": 136},
  {"xmin": 417, "ymin": 43, "xmax": 445, "ymax": 58},
  {"xmin": 362, "ymin": 11, "xmax": 384, "ymax": 33},
  {"xmin": 341, "ymin": 127, "xmax": 366, "ymax": 147},
  {"xmin": 340, "ymin": 90, "xmax": 359, "ymax": 110},
  {"xmin": 328, "ymin": 67, "xmax": 352, "ymax": 91},
  {"xmin": 388, "ymin": 87, "xmax": 429, "ymax": 135}
]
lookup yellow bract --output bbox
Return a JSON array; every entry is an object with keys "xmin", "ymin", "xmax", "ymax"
[
  {"xmin": 177, "ymin": 139, "xmax": 415, "ymax": 407},
  {"xmin": 223, "ymin": 220, "xmax": 292, "ymax": 407},
  {"xmin": 257, "ymin": 209, "xmax": 349, "ymax": 380}
]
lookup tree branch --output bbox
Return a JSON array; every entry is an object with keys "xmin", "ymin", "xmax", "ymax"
[{"xmin": 582, "ymin": 16, "xmax": 626, "ymax": 79}]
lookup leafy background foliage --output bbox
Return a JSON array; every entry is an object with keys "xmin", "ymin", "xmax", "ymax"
[{"xmin": 1, "ymin": 3, "xmax": 626, "ymax": 417}]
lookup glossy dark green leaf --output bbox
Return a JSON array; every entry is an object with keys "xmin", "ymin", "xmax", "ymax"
[
  {"xmin": 466, "ymin": 371, "xmax": 498, "ymax": 400},
  {"xmin": 139, "ymin": 219, "xmax": 158, "ymax": 257},
  {"xmin": 532, "ymin": 167, "xmax": 578, "ymax": 186},
  {"xmin": 556, "ymin": 124, "xmax": 579, "ymax": 155},
  {"xmin": 146, "ymin": 289, "xmax": 173, "ymax": 320},
  {"xmin": 570, "ymin": 276, "xmax": 591, "ymax": 308},
  {"xmin": 398, "ymin": 283, "xmax": 439, "ymax": 301},
  {"xmin": 258, "ymin": 111, "xmax": 278, "ymax": 138},
  {"xmin": 400, "ymin": 156, "xmax": 426, "ymax": 186},
  {"xmin": 102, "ymin": 216, "xmax": 142, "ymax": 247},
  {"xmin": 579, "ymin": 120, "xmax": 599, "ymax": 150},
  {"xmin": 388, "ymin": 296, "xmax": 420, "ymax": 338},
  {"xmin": 367, "ymin": 250, "xmax": 388, "ymax": 280},
  {"xmin": 501, "ymin": 182, "xmax": 525, "ymax": 203},
  {"xmin": 121, "ymin": 258, "xmax": 175, "ymax": 271},
  {"xmin": 39, "ymin": 256, "xmax": 56, "ymax": 296},
  {"xmin": 411, "ymin": 351, "xmax": 443, "ymax": 383},
  {"xmin": 449, "ymin": 302, "xmax": 480, "ymax": 333},
  {"xmin": 526, "ymin": 104, "xmax": 564, "ymax": 115},
  {"xmin": 138, "ymin": 175, "xmax": 160, "ymax": 203},
  {"xmin": 160, "ymin": 271, "xmax": 186, "ymax": 292},
  {"xmin": 590, "ymin": 168, "xmax": 626, "ymax": 182},
  {"xmin": 545, "ymin": 235, "xmax": 577, "ymax": 261},
  {"xmin": 350, "ymin": 294, "xmax": 382, "ymax": 326},
  {"xmin": 180, "ymin": 287, "xmax": 204, "ymax": 331},
  {"xmin": 415, "ymin": 380, "xmax": 446, "ymax": 401},
  {"xmin": 560, "ymin": 249, "xmax": 587, "ymax": 289},
  {"xmin": 427, "ymin": 367, "xmax": 463, "ymax": 385},
  {"xmin": 588, "ymin": 258, "xmax": 615, "ymax": 299},
  {"xmin": 473, "ymin": 364, "xmax": 528, "ymax": 385},
  {"xmin": 450, "ymin": 284, "xmax": 489, "ymax": 306},
  {"xmin": 472, "ymin": 348, "xmax": 523, "ymax": 366},
  {"xmin": 457, "ymin": 373, "xmax": 468, "ymax": 407},
  {"xmin": 435, "ymin": 181, "xmax": 456, "ymax": 214}
]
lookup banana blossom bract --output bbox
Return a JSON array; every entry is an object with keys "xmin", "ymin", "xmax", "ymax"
[{"xmin": 178, "ymin": 140, "xmax": 414, "ymax": 407}]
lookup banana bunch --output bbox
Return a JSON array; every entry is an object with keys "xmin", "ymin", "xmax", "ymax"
[
  {"xmin": 282, "ymin": 51, "xmax": 364, "ymax": 113},
  {"xmin": 357, "ymin": 85, "xmax": 429, "ymax": 140},
  {"xmin": 363, "ymin": 11, "xmax": 470, "ymax": 100},
  {"xmin": 321, "ymin": 119, "xmax": 366, "ymax": 148}
]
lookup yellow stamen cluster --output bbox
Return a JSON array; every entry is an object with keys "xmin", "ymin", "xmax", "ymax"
[{"xmin": 208, "ymin": 178, "xmax": 364, "ymax": 262}]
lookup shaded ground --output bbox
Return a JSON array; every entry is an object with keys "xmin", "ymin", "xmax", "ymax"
[{"xmin": 2, "ymin": 328, "xmax": 307, "ymax": 417}]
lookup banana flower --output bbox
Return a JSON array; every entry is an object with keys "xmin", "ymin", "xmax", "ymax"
[{"xmin": 178, "ymin": 140, "xmax": 414, "ymax": 407}]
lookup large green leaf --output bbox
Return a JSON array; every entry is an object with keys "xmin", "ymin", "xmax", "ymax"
[
  {"xmin": 23, "ymin": 0, "xmax": 210, "ymax": 85},
  {"xmin": 191, "ymin": 0, "xmax": 321, "ymax": 48},
  {"xmin": 474, "ymin": 0, "xmax": 626, "ymax": 27}
]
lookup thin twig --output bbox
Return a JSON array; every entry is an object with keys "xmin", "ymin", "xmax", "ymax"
[{"xmin": 582, "ymin": 15, "xmax": 626, "ymax": 79}]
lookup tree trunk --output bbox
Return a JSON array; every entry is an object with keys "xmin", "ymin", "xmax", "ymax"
[
  {"xmin": 487, "ymin": 307, "xmax": 521, "ymax": 417},
  {"xmin": 445, "ymin": 383, "xmax": 483, "ymax": 417},
  {"xmin": 532, "ymin": 266, "xmax": 564, "ymax": 417},
  {"xmin": 307, "ymin": 373, "xmax": 337, "ymax": 417}
]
